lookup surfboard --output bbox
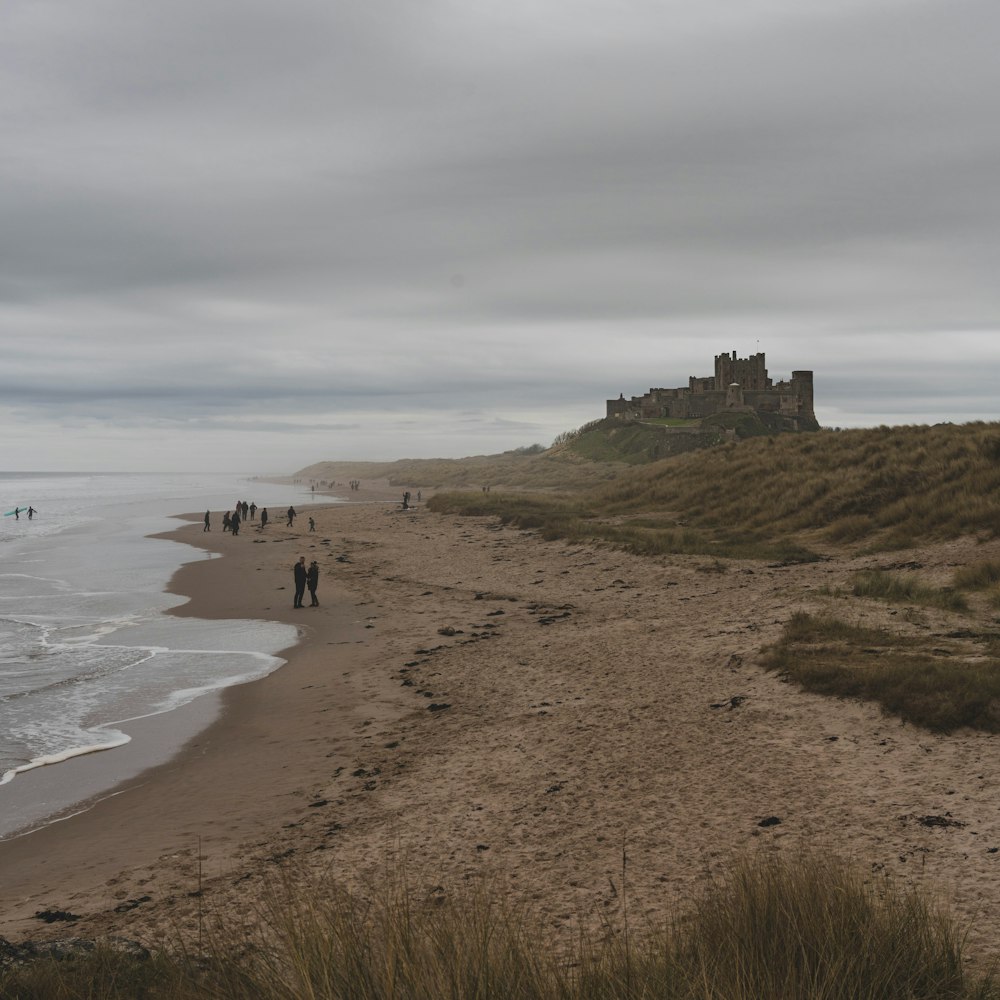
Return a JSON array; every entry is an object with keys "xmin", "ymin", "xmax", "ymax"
[{"xmin": 4, "ymin": 508, "xmax": 25, "ymax": 517}]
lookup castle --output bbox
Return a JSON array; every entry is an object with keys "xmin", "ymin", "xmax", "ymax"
[{"xmin": 607, "ymin": 351, "xmax": 815, "ymax": 426}]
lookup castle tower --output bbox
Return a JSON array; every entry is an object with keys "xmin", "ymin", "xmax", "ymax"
[
  {"xmin": 715, "ymin": 351, "xmax": 770, "ymax": 391},
  {"xmin": 790, "ymin": 371, "xmax": 815, "ymax": 420}
]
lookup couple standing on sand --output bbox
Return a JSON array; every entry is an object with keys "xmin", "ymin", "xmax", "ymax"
[{"xmin": 293, "ymin": 555, "xmax": 319, "ymax": 608}]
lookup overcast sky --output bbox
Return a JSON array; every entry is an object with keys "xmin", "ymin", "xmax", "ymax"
[{"xmin": 2, "ymin": 0, "xmax": 999, "ymax": 473}]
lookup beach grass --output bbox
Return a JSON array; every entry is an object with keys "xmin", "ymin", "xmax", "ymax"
[
  {"xmin": 2, "ymin": 854, "xmax": 993, "ymax": 998},
  {"xmin": 427, "ymin": 491, "xmax": 821, "ymax": 562},
  {"xmin": 953, "ymin": 560, "xmax": 1000, "ymax": 591},
  {"xmin": 849, "ymin": 569, "xmax": 969, "ymax": 611},
  {"xmin": 761, "ymin": 612, "xmax": 1000, "ymax": 732},
  {"xmin": 428, "ymin": 422, "xmax": 1000, "ymax": 558}
]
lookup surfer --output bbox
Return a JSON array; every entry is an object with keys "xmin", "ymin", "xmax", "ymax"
[{"xmin": 27, "ymin": 506, "xmax": 36, "ymax": 519}]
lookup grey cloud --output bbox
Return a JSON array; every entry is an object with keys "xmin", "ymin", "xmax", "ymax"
[{"xmin": 2, "ymin": 0, "xmax": 999, "ymax": 470}]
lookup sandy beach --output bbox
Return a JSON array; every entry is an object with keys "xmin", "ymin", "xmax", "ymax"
[{"xmin": 2, "ymin": 482, "xmax": 1000, "ymax": 963}]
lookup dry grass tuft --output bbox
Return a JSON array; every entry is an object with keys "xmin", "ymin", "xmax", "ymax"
[
  {"xmin": 2, "ymin": 856, "xmax": 994, "ymax": 998},
  {"xmin": 953, "ymin": 561, "xmax": 1000, "ymax": 591},
  {"xmin": 850, "ymin": 569, "xmax": 969, "ymax": 611},
  {"xmin": 761, "ymin": 612, "xmax": 1000, "ymax": 732}
]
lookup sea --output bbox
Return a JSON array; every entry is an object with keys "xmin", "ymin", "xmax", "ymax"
[{"xmin": 0, "ymin": 472, "xmax": 327, "ymax": 839}]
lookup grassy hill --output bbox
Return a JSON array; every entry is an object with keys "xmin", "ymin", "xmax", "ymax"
[
  {"xmin": 293, "ymin": 447, "xmax": 623, "ymax": 493},
  {"xmin": 428, "ymin": 422, "xmax": 1000, "ymax": 560},
  {"xmin": 293, "ymin": 412, "xmax": 816, "ymax": 490}
]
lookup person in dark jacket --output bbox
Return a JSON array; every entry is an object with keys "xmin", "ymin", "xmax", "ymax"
[
  {"xmin": 307, "ymin": 560, "xmax": 319, "ymax": 606},
  {"xmin": 293, "ymin": 556, "xmax": 307, "ymax": 608}
]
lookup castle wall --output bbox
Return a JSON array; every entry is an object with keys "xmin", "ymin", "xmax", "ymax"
[
  {"xmin": 607, "ymin": 395, "xmax": 632, "ymax": 418},
  {"xmin": 688, "ymin": 376, "xmax": 715, "ymax": 393}
]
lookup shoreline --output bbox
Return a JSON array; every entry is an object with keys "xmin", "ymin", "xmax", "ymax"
[
  {"xmin": 0, "ymin": 497, "xmax": 388, "ymax": 937},
  {"xmin": 0, "ymin": 478, "xmax": 404, "ymax": 845},
  {"xmin": 2, "ymin": 496, "xmax": 1000, "ymax": 966}
]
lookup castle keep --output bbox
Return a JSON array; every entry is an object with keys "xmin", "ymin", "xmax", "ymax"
[{"xmin": 607, "ymin": 351, "xmax": 815, "ymax": 426}]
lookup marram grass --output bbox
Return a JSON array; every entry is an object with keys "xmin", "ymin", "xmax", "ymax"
[
  {"xmin": 430, "ymin": 422, "xmax": 1000, "ymax": 557},
  {"xmin": 2, "ymin": 855, "xmax": 995, "ymax": 999},
  {"xmin": 850, "ymin": 569, "xmax": 969, "ymax": 612},
  {"xmin": 762, "ymin": 612, "xmax": 1000, "ymax": 732}
]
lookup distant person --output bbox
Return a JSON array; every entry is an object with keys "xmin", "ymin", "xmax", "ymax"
[
  {"xmin": 241, "ymin": 501, "xmax": 248, "ymax": 520},
  {"xmin": 27, "ymin": 506, "xmax": 36, "ymax": 520},
  {"xmin": 260, "ymin": 507, "xmax": 268, "ymax": 529},
  {"xmin": 222, "ymin": 511, "xmax": 231, "ymax": 532},
  {"xmin": 13, "ymin": 507, "xmax": 21, "ymax": 520},
  {"xmin": 204, "ymin": 510, "xmax": 211, "ymax": 532},
  {"xmin": 308, "ymin": 516, "xmax": 315, "ymax": 532},
  {"xmin": 287, "ymin": 506, "xmax": 296, "ymax": 526},
  {"xmin": 307, "ymin": 560, "xmax": 319, "ymax": 606},
  {"xmin": 293, "ymin": 555, "xmax": 307, "ymax": 608},
  {"xmin": 249, "ymin": 502, "xmax": 257, "ymax": 520},
  {"xmin": 231, "ymin": 511, "xmax": 241, "ymax": 535}
]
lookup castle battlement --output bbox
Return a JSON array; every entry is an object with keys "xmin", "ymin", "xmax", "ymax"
[{"xmin": 607, "ymin": 351, "xmax": 815, "ymax": 425}]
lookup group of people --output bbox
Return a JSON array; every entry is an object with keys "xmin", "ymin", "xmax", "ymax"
[
  {"xmin": 201, "ymin": 500, "xmax": 319, "ymax": 608},
  {"xmin": 198, "ymin": 501, "xmax": 323, "ymax": 610},
  {"xmin": 10, "ymin": 506, "xmax": 37, "ymax": 520},
  {"xmin": 204, "ymin": 503, "xmax": 269, "ymax": 534},
  {"xmin": 292, "ymin": 555, "xmax": 320, "ymax": 608}
]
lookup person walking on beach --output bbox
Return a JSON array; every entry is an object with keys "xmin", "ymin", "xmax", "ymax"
[
  {"xmin": 231, "ymin": 510, "xmax": 241, "ymax": 535},
  {"xmin": 242, "ymin": 500, "xmax": 249, "ymax": 520},
  {"xmin": 222, "ymin": 511, "xmax": 231, "ymax": 532},
  {"xmin": 307, "ymin": 559, "xmax": 319, "ymax": 606},
  {"xmin": 249, "ymin": 502, "xmax": 257, "ymax": 521},
  {"xmin": 204, "ymin": 510, "xmax": 211, "ymax": 532},
  {"xmin": 293, "ymin": 555, "xmax": 307, "ymax": 608},
  {"xmin": 287, "ymin": 505, "xmax": 297, "ymax": 527},
  {"xmin": 260, "ymin": 507, "xmax": 268, "ymax": 529},
  {"xmin": 308, "ymin": 516, "xmax": 315, "ymax": 532}
]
